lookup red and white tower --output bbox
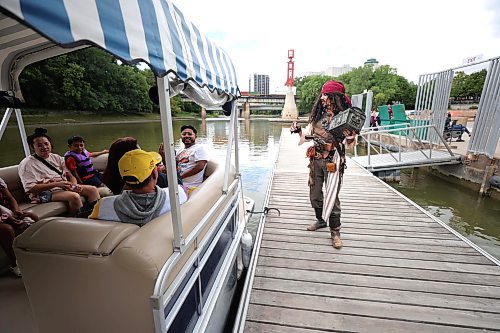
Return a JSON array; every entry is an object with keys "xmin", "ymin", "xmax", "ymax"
[
  {"xmin": 285, "ymin": 49, "xmax": 295, "ymax": 86},
  {"xmin": 282, "ymin": 49, "xmax": 298, "ymax": 120}
]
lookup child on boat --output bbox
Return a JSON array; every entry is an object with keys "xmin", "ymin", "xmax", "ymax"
[{"xmin": 64, "ymin": 135, "xmax": 108, "ymax": 187}]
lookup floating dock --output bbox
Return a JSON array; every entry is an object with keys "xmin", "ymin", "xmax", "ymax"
[{"xmin": 237, "ymin": 129, "xmax": 500, "ymax": 332}]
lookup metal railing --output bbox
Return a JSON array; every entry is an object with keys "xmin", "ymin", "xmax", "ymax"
[{"xmin": 355, "ymin": 124, "xmax": 455, "ymax": 167}]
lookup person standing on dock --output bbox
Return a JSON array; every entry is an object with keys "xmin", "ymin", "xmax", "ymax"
[{"xmin": 290, "ymin": 80, "xmax": 356, "ymax": 249}]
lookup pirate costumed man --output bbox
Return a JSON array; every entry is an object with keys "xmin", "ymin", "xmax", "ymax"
[{"xmin": 290, "ymin": 80, "xmax": 356, "ymax": 249}]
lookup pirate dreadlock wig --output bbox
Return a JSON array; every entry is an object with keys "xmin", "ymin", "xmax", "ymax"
[{"xmin": 309, "ymin": 83, "xmax": 352, "ymax": 124}]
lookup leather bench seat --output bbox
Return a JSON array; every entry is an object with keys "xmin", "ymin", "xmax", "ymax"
[
  {"xmin": 0, "ymin": 154, "xmax": 109, "ymax": 219},
  {"xmin": 13, "ymin": 161, "xmax": 238, "ymax": 333}
]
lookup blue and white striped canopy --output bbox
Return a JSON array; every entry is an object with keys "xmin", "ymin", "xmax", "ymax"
[{"xmin": 0, "ymin": 0, "xmax": 238, "ymax": 103}]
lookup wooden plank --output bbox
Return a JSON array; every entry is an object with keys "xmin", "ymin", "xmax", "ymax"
[
  {"xmin": 263, "ymin": 228, "xmax": 468, "ymax": 248},
  {"xmin": 268, "ymin": 203, "xmax": 431, "ymax": 215},
  {"xmin": 262, "ymin": 234, "xmax": 480, "ymax": 255},
  {"xmin": 247, "ymin": 304, "xmax": 489, "ymax": 333},
  {"xmin": 255, "ymin": 266, "xmax": 500, "ymax": 299},
  {"xmin": 257, "ymin": 256, "xmax": 500, "ymax": 286},
  {"xmin": 249, "ymin": 289, "xmax": 500, "ymax": 330},
  {"xmin": 252, "ymin": 276, "xmax": 500, "ymax": 314},
  {"xmin": 265, "ymin": 222, "xmax": 458, "ymax": 238},
  {"xmin": 266, "ymin": 220, "xmax": 453, "ymax": 234},
  {"xmin": 260, "ymin": 240, "xmax": 491, "ymax": 264},
  {"xmin": 270, "ymin": 196, "xmax": 417, "ymax": 208},
  {"xmin": 244, "ymin": 321, "xmax": 325, "ymax": 333},
  {"xmin": 267, "ymin": 211, "xmax": 441, "ymax": 223},
  {"xmin": 258, "ymin": 247, "xmax": 500, "ymax": 275},
  {"xmin": 269, "ymin": 204, "xmax": 432, "ymax": 217}
]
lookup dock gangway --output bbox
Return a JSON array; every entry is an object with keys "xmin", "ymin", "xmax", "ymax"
[{"xmin": 352, "ymin": 124, "xmax": 462, "ymax": 172}]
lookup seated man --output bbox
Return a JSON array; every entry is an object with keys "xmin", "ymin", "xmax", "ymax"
[
  {"xmin": 89, "ymin": 149, "xmax": 187, "ymax": 225},
  {"xmin": 175, "ymin": 125, "xmax": 209, "ymax": 193}
]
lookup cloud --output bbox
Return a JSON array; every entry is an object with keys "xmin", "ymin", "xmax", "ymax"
[
  {"xmin": 484, "ymin": 0, "xmax": 500, "ymax": 37},
  {"xmin": 175, "ymin": 0, "xmax": 500, "ymax": 92}
]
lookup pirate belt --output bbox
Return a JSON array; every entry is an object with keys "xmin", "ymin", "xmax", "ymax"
[{"xmin": 306, "ymin": 143, "xmax": 335, "ymax": 160}]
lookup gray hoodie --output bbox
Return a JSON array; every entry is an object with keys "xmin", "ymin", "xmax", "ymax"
[{"xmin": 113, "ymin": 185, "xmax": 167, "ymax": 225}]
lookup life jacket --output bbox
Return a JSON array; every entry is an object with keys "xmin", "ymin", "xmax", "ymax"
[{"xmin": 64, "ymin": 149, "xmax": 96, "ymax": 180}]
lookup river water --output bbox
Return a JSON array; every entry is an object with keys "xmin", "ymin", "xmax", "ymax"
[{"xmin": 1, "ymin": 118, "xmax": 499, "ymax": 260}]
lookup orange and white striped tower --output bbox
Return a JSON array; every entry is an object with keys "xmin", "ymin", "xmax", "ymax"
[{"xmin": 281, "ymin": 49, "xmax": 298, "ymax": 119}]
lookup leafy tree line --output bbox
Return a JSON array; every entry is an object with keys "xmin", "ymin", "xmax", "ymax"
[
  {"xmin": 19, "ymin": 47, "xmax": 187, "ymax": 114},
  {"xmin": 450, "ymin": 70, "xmax": 486, "ymax": 102},
  {"xmin": 295, "ymin": 65, "xmax": 417, "ymax": 115},
  {"xmin": 295, "ymin": 65, "xmax": 487, "ymax": 115}
]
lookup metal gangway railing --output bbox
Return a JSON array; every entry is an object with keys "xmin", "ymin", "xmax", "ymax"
[{"xmin": 352, "ymin": 123, "xmax": 461, "ymax": 171}]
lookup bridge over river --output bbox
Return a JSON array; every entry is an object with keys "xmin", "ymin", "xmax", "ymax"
[{"xmin": 183, "ymin": 94, "xmax": 298, "ymax": 114}]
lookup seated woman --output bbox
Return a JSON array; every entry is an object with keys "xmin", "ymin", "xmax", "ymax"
[
  {"xmin": 18, "ymin": 128, "xmax": 100, "ymax": 216},
  {"xmin": 103, "ymin": 137, "xmax": 180, "ymax": 195},
  {"xmin": 0, "ymin": 177, "xmax": 39, "ymax": 277}
]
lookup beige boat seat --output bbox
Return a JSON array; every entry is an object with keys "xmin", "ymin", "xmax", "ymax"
[
  {"xmin": 14, "ymin": 160, "xmax": 236, "ymax": 333},
  {"xmin": 0, "ymin": 165, "xmax": 67, "ymax": 219},
  {"xmin": 0, "ymin": 154, "xmax": 110, "ymax": 219}
]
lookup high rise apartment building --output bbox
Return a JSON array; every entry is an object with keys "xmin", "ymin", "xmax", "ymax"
[{"xmin": 249, "ymin": 74, "xmax": 270, "ymax": 95}]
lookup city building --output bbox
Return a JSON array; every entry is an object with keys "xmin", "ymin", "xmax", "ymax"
[
  {"xmin": 305, "ymin": 64, "xmax": 353, "ymax": 78},
  {"xmin": 249, "ymin": 73, "xmax": 270, "ymax": 95},
  {"xmin": 364, "ymin": 58, "xmax": 380, "ymax": 69}
]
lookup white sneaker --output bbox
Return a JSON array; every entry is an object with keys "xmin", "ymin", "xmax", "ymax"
[{"xmin": 11, "ymin": 266, "xmax": 22, "ymax": 277}]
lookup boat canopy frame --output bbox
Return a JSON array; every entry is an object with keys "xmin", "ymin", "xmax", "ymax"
[{"xmin": 0, "ymin": 0, "xmax": 241, "ymax": 252}]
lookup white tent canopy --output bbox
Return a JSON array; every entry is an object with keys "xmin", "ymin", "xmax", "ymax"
[{"xmin": 0, "ymin": 0, "xmax": 238, "ymax": 107}]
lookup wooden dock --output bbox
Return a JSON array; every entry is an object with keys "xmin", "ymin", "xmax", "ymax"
[{"xmin": 238, "ymin": 130, "xmax": 500, "ymax": 333}]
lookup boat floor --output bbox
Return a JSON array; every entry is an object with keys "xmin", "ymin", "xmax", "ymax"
[{"xmin": 0, "ymin": 271, "xmax": 37, "ymax": 333}]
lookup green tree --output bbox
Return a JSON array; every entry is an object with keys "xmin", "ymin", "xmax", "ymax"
[
  {"xmin": 296, "ymin": 64, "xmax": 417, "ymax": 113},
  {"xmin": 295, "ymin": 75, "xmax": 332, "ymax": 114},
  {"xmin": 450, "ymin": 70, "xmax": 486, "ymax": 102},
  {"xmin": 20, "ymin": 48, "xmax": 155, "ymax": 113}
]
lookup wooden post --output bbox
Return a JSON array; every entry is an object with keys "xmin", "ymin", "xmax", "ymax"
[
  {"xmin": 244, "ymin": 102, "xmax": 250, "ymax": 119},
  {"xmin": 480, "ymin": 163, "xmax": 496, "ymax": 196},
  {"xmin": 201, "ymin": 107, "xmax": 206, "ymax": 119}
]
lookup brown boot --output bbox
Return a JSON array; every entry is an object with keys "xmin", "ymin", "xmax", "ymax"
[
  {"xmin": 307, "ymin": 219, "xmax": 327, "ymax": 231},
  {"xmin": 330, "ymin": 228, "xmax": 342, "ymax": 249},
  {"xmin": 307, "ymin": 208, "xmax": 327, "ymax": 231}
]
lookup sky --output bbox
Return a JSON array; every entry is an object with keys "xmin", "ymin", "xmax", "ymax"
[{"xmin": 174, "ymin": 0, "xmax": 500, "ymax": 93}]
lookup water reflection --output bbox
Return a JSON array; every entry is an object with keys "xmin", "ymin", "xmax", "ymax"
[
  {"xmin": 0, "ymin": 119, "xmax": 285, "ymax": 235},
  {"xmin": 390, "ymin": 168, "xmax": 500, "ymax": 259}
]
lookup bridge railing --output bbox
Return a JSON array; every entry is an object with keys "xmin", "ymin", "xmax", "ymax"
[{"xmin": 354, "ymin": 124, "xmax": 454, "ymax": 167}]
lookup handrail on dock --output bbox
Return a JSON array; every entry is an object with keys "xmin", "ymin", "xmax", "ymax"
[{"xmin": 355, "ymin": 124, "xmax": 455, "ymax": 168}]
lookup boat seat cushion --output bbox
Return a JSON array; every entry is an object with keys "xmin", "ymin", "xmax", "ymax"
[
  {"xmin": 0, "ymin": 154, "xmax": 111, "ymax": 219},
  {"xmin": 16, "ymin": 217, "xmax": 139, "ymax": 254}
]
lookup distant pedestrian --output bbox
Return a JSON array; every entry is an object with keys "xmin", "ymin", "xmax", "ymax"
[{"xmin": 370, "ymin": 109, "xmax": 378, "ymax": 128}]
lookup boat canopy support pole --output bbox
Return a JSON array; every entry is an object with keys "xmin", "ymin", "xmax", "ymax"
[
  {"xmin": 233, "ymin": 102, "xmax": 239, "ymax": 175},
  {"xmin": 0, "ymin": 108, "xmax": 12, "ymax": 143},
  {"xmin": 223, "ymin": 101, "xmax": 237, "ymax": 193},
  {"xmin": 157, "ymin": 76, "xmax": 184, "ymax": 251},
  {"xmin": 0, "ymin": 107, "xmax": 30, "ymax": 157},
  {"xmin": 15, "ymin": 108, "xmax": 30, "ymax": 157}
]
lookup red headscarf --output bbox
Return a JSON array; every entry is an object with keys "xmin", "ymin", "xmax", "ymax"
[
  {"xmin": 321, "ymin": 80, "xmax": 345, "ymax": 94},
  {"xmin": 321, "ymin": 80, "xmax": 352, "ymax": 107}
]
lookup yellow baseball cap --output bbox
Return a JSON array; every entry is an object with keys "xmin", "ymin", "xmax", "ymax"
[{"xmin": 118, "ymin": 149, "xmax": 162, "ymax": 184}]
